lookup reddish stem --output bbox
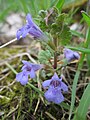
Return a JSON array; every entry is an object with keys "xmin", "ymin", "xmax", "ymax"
[{"xmin": 53, "ymin": 38, "xmax": 57, "ymax": 69}]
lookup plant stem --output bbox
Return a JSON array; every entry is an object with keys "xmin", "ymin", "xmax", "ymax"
[
  {"xmin": 54, "ymin": 52, "xmax": 57, "ymax": 69},
  {"xmin": 5, "ymin": 62, "xmax": 17, "ymax": 74},
  {"xmin": 27, "ymin": 82, "xmax": 44, "ymax": 95},
  {"xmin": 53, "ymin": 38, "xmax": 57, "ymax": 69}
]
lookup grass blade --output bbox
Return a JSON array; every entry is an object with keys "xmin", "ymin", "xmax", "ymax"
[
  {"xmin": 18, "ymin": 0, "xmax": 29, "ymax": 14},
  {"xmin": 65, "ymin": 46, "xmax": 90, "ymax": 54},
  {"xmin": 86, "ymin": 27, "xmax": 90, "ymax": 75},
  {"xmin": 0, "ymin": 3, "xmax": 16, "ymax": 21},
  {"xmin": 81, "ymin": 11, "xmax": 90, "ymax": 26},
  {"xmin": 55, "ymin": 0, "xmax": 65, "ymax": 11},
  {"xmin": 73, "ymin": 83, "xmax": 90, "ymax": 120}
]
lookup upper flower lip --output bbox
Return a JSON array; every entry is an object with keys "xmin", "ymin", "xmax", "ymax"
[
  {"xmin": 22, "ymin": 60, "xmax": 43, "ymax": 71},
  {"xmin": 26, "ymin": 14, "xmax": 42, "ymax": 32},
  {"xmin": 26, "ymin": 14, "xmax": 34, "ymax": 27}
]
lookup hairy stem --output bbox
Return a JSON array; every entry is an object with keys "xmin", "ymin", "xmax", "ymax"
[
  {"xmin": 53, "ymin": 38, "xmax": 57, "ymax": 69},
  {"xmin": 54, "ymin": 52, "xmax": 57, "ymax": 69}
]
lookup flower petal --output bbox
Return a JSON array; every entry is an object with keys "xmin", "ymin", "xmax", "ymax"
[
  {"xmin": 61, "ymin": 82, "xmax": 68, "ymax": 92},
  {"xmin": 53, "ymin": 91, "xmax": 64, "ymax": 104},
  {"xmin": 21, "ymin": 65, "xmax": 27, "ymax": 70},
  {"xmin": 29, "ymin": 27, "xmax": 42, "ymax": 38},
  {"xmin": 20, "ymin": 75, "xmax": 28, "ymax": 85},
  {"xmin": 64, "ymin": 48, "xmax": 80, "ymax": 62},
  {"xmin": 22, "ymin": 60, "xmax": 29, "ymax": 66},
  {"xmin": 42, "ymin": 80, "xmax": 52, "ymax": 89},
  {"xmin": 16, "ymin": 72, "xmax": 23, "ymax": 82},
  {"xmin": 29, "ymin": 69, "xmax": 36, "ymax": 78},
  {"xmin": 21, "ymin": 28, "xmax": 30, "ymax": 38},
  {"xmin": 26, "ymin": 14, "xmax": 35, "ymax": 27},
  {"xmin": 73, "ymin": 52, "xmax": 80, "ymax": 59},
  {"xmin": 32, "ymin": 64, "xmax": 42, "ymax": 71},
  {"xmin": 16, "ymin": 29, "xmax": 22, "ymax": 40},
  {"xmin": 52, "ymin": 73, "xmax": 59, "ymax": 81},
  {"xmin": 26, "ymin": 14, "xmax": 42, "ymax": 32},
  {"xmin": 44, "ymin": 87, "xmax": 64, "ymax": 104},
  {"xmin": 16, "ymin": 24, "xmax": 31, "ymax": 40},
  {"xmin": 21, "ymin": 60, "xmax": 32, "ymax": 71},
  {"xmin": 16, "ymin": 72, "xmax": 28, "ymax": 85},
  {"xmin": 44, "ymin": 87, "xmax": 54, "ymax": 102},
  {"xmin": 22, "ymin": 60, "xmax": 32, "ymax": 67}
]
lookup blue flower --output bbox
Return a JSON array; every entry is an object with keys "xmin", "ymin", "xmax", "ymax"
[
  {"xmin": 64, "ymin": 48, "xmax": 80, "ymax": 62},
  {"xmin": 42, "ymin": 73, "xmax": 68, "ymax": 104},
  {"xmin": 16, "ymin": 60, "xmax": 42, "ymax": 85},
  {"xmin": 16, "ymin": 13, "xmax": 44, "ymax": 40}
]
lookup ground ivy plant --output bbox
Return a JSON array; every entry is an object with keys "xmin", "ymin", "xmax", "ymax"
[
  {"xmin": 0, "ymin": 6, "xmax": 83, "ymax": 120},
  {"xmin": 15, "ymin": 7, "xmax": 80, "ymax": 105}
]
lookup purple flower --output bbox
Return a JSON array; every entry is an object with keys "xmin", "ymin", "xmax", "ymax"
[
  {"xmin": 16, "ymin": 13, "xmax": 44, "ymax": 40},
  {"xmin": 16, "ymin": 60, "xmax": 42, "ymax": 85},
  {"xmin": 42, "ymin": 73, "xmax": 68, "ymax": 104},
  {"xmin": 64, "ymin": 48, "xmax": 80, "ymax": 62}
]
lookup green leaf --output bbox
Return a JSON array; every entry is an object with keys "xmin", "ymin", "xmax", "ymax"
[
  {"xmin": 38, "ymin": 50, "xmax": 52, "ymax": 64},
  {"xmin": 73, "ymin": 83, "xmax": 90, "ymax": 120},
  {"xmin": 81, "ymin": 11, "xmax": 90, "ymax": 26},
  {"xmin": 39, "ymin": 7, "xmax": 58, "ymax": 32},
  {"xmin": 56, "ymin": 13, "xmax": 67, "ymax": 24},
  {"xmin": 50, "ymin": 13, "xmax": 71, "ymax": 45},
  {"xmin": 56, "ymin": 0, "xmax": 65, "ymax": 11},
  {"xmin": 59, "ymin": 25, "xmax": 71, "ymax": 45}
]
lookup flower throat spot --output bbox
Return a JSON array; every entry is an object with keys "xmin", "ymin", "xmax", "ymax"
[{"xmin": 50, "ymin": 80, "xmax": 60, "ymax": 87}]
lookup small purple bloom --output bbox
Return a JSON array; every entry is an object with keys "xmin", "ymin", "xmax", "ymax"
[
  {"xmin": 64, "ymin": 48, "xmax": 80, "ymax": 62},
  {"xmin": 16, "ymin": 60, "xmax": 42, "ymax": 85},
  {"xmin": 42, "ymin": 73, "xmax": 68, "ymax": 104},
  {"xmin": 16, "ymin": 13, "xmax": 44, "ymax": 40}
]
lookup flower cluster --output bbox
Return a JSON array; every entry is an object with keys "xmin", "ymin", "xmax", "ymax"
[
  {"xmin": 16, "ymin": 60, "xmax": 42, "ymax": 85},
  {"xmin": 16, "ymin": 14, "xmax": 44, "ymax": 40},
  {"xmin": 42, "ymin": 73, "xmax": 68, "ymax": 104}
]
